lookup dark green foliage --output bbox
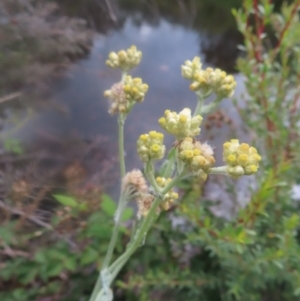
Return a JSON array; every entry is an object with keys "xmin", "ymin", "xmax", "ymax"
[
  {"xmin": 114, "ymin": 165, "xmax": 300, "ymax": 301},
  {"xmin": 0, "ymin": 193, "xmax": 132, "ymax": 301}
]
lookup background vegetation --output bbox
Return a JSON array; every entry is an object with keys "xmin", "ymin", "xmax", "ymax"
[{"xmin": 1, "ymin": 0, "xmax": 300, "ymax": 300}]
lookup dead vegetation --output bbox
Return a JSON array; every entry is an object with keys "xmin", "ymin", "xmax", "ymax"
[{"xmin": 0, "ymin": 0, "xmax": 93, "ymax": 97}]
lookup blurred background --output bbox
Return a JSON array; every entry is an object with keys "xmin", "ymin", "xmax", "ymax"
[
  {"xmin": 0, "ymin": 1, "xmax": 299, "ymax": 301},
  {"xmin": 0, "ymin": 0, "xmax": 250, "ymax": 213}
]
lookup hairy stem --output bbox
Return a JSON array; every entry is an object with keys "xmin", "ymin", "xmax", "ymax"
[
  {"xmin": 194, "ymin": 92, "xmax": 204, "ymax": 116},
  {"xmin": 108, "ymin": 175, "xmax": 181, "ymax": 282},
  {"xmin": 209, "ymin": 166, "xmax": 228, "ymax": 175},
  {"xmin": 102, "ymin": 193, "xmax": 128, "ymax": 270},
  {"xmin": 144, "ymin": 161, "xmax": 162, "ymax": 193},
  {"xmin": 118, "ymin": 114, "xmax": 126, "ymax": 178}
]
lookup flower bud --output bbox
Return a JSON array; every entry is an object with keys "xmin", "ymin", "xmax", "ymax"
[
  {"xmin": 137, "ymin": 195, "xmax": 154, "ymax": 219},
  {"xmin": 156, "ymin": 177, "xmax": 179, "ymax": 211},
  {"xmin": 181, "ymin": 57, "xmax": 202, "ymax": 80},
  {"xmin": 123, "ymin": 76, "xmax": 149, "ymax": 103},
  {"xmin": 104, "ymin": 76, "xmax": 149, "ymax": 115},
  {"xmin": 226, "ymin": 165, "xmax": 245, "ymax": 178},
  {"xmin": 137, "ymin": 131, "xmax": 165, "ymax": 162},
  {"xmin": 159, "ymin": 108, "xmax": 203, "ymax": 139},
  {"xmin": 182, "ymin": 57, "xmax": 236, "ymax": 97},
  {"xmin": 104, "ymin": 82, "xmax": 128, "ymax": 115},
  {"xmin": 213, "ymin": 73, "xmax": 236, "ymax": 98},
  {"xmin": 178, "ymin": 138, "xmax": 215, "ymax": 180},
  {"xmin": 106, "ymin": 45, "xmax": 142, "ymax": 71},
  {"xmin": 223, "ymin": 139, "xmax": 261, "ymax": 178}
]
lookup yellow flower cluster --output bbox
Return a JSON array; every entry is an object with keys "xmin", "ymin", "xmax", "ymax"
[
  {"xmin": 156, "ymin": 177, "xmax": 179, "ymax": 211},
  {"xmin": 223, "ymin": 139, "xmax": 262, "ymax": 178},
  {"xmin": 178, "ymin": 137, "xmax": 215, "ymax": 181},
  {"xmin": 106, "ymin": 45, "xmax": 142, "ymax": 71},
  {"xmin": 181, "ymin": 57, "xmax": 202, "ymax": 80},
  {"xmin": 124, "ymin": 76, "xmax": 149, "ymax": 103},
  {"xmin": 104, "ymin": 76, "xmax": 148, "ymax": 115},
  {"xmin": 181, "ymin": 56, "xmax": 236, "ymax": 97},
  {"xmin": 137, "ymin": 131, "xmax": 166, "ymax": 162},
  {"xmin": 158, "ymin": 108, "xmax": 203, "ymax": 140}
]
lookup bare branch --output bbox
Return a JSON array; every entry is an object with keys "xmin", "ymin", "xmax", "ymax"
[
  {"xmin": 0, "ymin": 200, "xmax": 78, "ymax": 250},
  {"xmin": 0, "ymin": 92, "xmax": 22, "ymax": 104}
]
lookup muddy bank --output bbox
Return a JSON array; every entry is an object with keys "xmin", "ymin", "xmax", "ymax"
[{"xmin": 0, "ymin": 0, "xmax": 93, "ymax": 99}]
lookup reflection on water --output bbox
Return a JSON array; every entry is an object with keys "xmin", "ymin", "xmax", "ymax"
[
  {"xmin": 17, "ymin": 1, "xmax": 249, "ymax": 210},
  {"xmin": 58, "ymin": 0, "xmax": 241, "ymax": 35},
  {"xmin": 23, "ymin": 17, "xmax": 244, "ymax": 173}
]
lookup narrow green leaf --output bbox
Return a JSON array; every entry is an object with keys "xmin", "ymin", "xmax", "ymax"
[
  {"xmin": 53, "ymin": 194, "xmax": 78, "ymax": 208},
  {"xmin": 64, "ymin": 257, "xmax": 77, "ymax": 272},
  {"xmin": 101, "ymin": 194, "xmax": 117, "ymax": 217},
  {"xmin": 236, "ymin": 244, "xmax": 243, "ymax": 254},
  {"xmin": 80, "ymin": 248, "xmax": 98, "ymax": 265},
  {"xmin": 122, "ymin": 208, "xmax": 134, "ymax": 221},
  {"xmin": 47, "ymin": 264, "xmax": 64, "ymax": 277},
  {"xmin": 294, "ymin": 287, "xmax": 300, "ymax": 296},
  {"xmin": 273, "ymin": 260, "xmax": 284, "ymax": 270}
]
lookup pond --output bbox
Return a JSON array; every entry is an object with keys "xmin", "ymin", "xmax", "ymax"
[{"xmin": 17, "ymin": 0, "xmax": 249, "ymax": 209}]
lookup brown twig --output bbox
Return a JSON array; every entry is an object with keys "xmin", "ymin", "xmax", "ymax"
[
  {"xmin": 273, "ymin": 0, "xmax": 300, "ymax": 56},
  {"xmin": 0, "ymin": 200, "xmax": 77, "ymax": 249},
  {"xmin": 0, "ymin": 242, "xmax": 29, "ymax": 258},
  {"xmin": 0, "ymin": 92, "xmax": 22, "ymax": 104},
  {"xmin": 17, "ymin": 186, "xmax": 52, "ymax": 229},
  {"xmin": 0, "ymin": 200, "xmax": 52, "ymax": 229}
]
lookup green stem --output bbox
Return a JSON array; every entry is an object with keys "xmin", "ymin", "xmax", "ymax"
[
  {"xmin": 161, "ymin": 148, "xmax": 176, "ymax": 178},
  {"xmin": 109, "ymin": 197, "xmax": 161, "ymax": 280},
  {"xmin": 90, "ymin": 173, "xmax": 182, "ymax": 301},
  {"xmin": 121, "ymin": 72, "xmax": 127, "ymax": 82},
  {"xmin": 89, "ymin": 154, "xmax": 128, "ymax": 301},
  {"xmin": 144, "ymin": 161, "xmax": 162, "ymax": 193},
  {"xmin": 209, "ymin": 166, "xmax": 228, "ymax": 175},
  {"xmin": 89, "ymin": 278, "xmax": 102, "ymax": 301},
  {"xmin": 90, "ymin": 197, "xmax": 160, "ymax": 301},
  {"xmin": 102, "ymin": 193, "xmax": 127, "ymax": 270},
  {"xmin": 108, "ymin": 175, "xmax": 182, "ymax": 282},
  {"xmin": 89, "ymin": 88, "xmax": 128, "ymax": 301},
  {"xmin": 194, "ymin": 92, "xmax": 222, "ymax": 116},
  {"xmin": 118, "ymin": 114, "xmax": 126, "ymax": 178},
  {"xmin": 193, "ymin": 92, "xmax": 204, "ymax": 116}
]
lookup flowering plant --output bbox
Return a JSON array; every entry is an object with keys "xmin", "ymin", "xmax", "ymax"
[{"xmin": 89, "ymin": 45, "xmax": 261, "ymax": 301}]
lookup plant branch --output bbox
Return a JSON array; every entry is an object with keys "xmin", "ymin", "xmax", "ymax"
[
  {"xmin": 108, "ymin": 173, "xmax": 182, "ymax": 280},
  {"xmin": 0, "ymin": 200, "xmax": 77, "ymax": 249},
  {"xmin": 102, "ymin": 192, "xmax": 128, "ymax": 270},
  {"xmin": 272, "ymin": 0, "xmax": 300, "ymax": 60}
]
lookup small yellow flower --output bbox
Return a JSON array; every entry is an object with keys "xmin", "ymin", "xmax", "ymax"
[
  {"xmin": 106, "ymin": 45, "xmax": 142, "ymax": 71},
  {"xmin": 104, "ymin": 76, "xmax": 148, "ymax": 115},
  {"xmin": 181, "ymin": 57, "xmax": 202, "ymax": 80},
  {"xmin": 178, "ymin": 138, "xmax": 215, "ymax": 180},
  {"xmin": 223, "ymin": 139, "xmax": 261, "ymax": 178},
  {"xmin": 137, "ymin": 131, "xmax": 165, "ymax": 162},
  {"xmin": 123, "ymin": 76, "xmax": 149, "ymax": 103},
  {"xmin": 137, "ymin": 195, "xmax": 154, "ymax": 219},
  {"xmin": 156, "ymin": 177, "xmax": 179, "ymax": 212},
  {"xmin": 182, "ymin": 57, "xmax": 236, "ymax": 97},
  {"xmin": 159, "ymin": 108, "xmax": 203, "ymax": 139},
  {"xmin": 103, "ymin": 82, "xmax": 127, "ymax": 115}
]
